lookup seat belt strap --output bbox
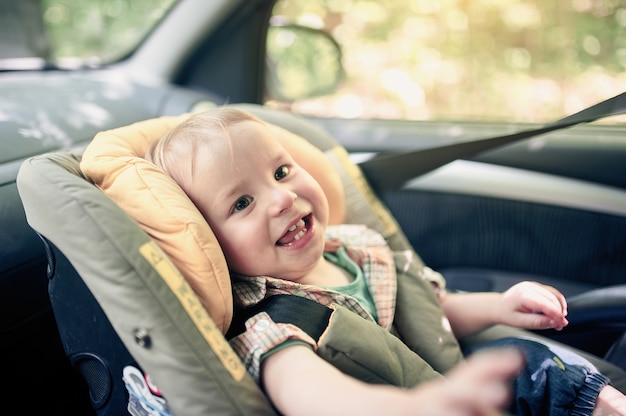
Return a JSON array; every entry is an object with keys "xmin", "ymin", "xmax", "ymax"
[
  {"xmin": 226, "ymin": 294, "xmax": 332, "ymax": 342},
  {"xmin": 359, "ymin": 91, "xmax": 626, "ymax": 192}
]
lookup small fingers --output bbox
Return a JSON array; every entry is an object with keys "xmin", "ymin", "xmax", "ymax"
[
  {"xmin": 516, "ymin": 312, "xmax": 567, "ymax": 331},
  {"xmin": 541, "ymin": 284, "xmax": 568, "ymax": 317},
  {"xmin": 507, "ymin": 282, "xmax": 569, "ymax": 330}
]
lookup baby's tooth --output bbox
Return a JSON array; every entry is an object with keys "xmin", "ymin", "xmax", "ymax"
[
  {"xmin": 293, "ymin": 229, "xmax": 305, "ymax": 241},
  {"xmin": 289, "ymin": 219, "xmax": 305, "ymax": 232}
]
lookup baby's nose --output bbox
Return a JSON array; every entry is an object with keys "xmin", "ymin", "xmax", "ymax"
[{"xmin": 269, "ymin": 187, "xmax": 297, "ymax": 216}]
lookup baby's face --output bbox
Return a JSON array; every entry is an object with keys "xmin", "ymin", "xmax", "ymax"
[{"xmin": 184, "ymin": 120, "xmax": 330, "ymax": 281}]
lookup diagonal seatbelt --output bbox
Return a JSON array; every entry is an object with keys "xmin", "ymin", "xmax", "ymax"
[{"xmin": 358, "ymin": 91, "xmax": 626, "ymax": 193}]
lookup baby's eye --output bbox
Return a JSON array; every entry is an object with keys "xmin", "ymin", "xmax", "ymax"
[
  {"xmin": 232, "ymin": 196, "xmax": 252, "ymax": 212},
  {"xmin": 275, "ymin": 165, "xmax": 289, "ymax": 180}
]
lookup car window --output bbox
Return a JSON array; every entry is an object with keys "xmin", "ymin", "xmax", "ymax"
[
  {"xmin": 0, "ymin": 0, "xmax": 178, "ymax": 68},
  {"xmin": 267, "ymin": 0, "xmax": 626, "ymax": 123}
]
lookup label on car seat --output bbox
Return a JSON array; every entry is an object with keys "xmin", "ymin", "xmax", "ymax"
[{"xmin": 139, "ymin": 241, "xmax": 246, "ymax": 381}]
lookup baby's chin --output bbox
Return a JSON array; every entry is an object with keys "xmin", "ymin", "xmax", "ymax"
[{"xmin": 274, "ymin": 254, "xmax": 326, "ymax": 283}]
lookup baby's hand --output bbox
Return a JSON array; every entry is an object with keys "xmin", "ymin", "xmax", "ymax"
[
  {"xmin": 409, "ymin": 348, "xmax": 524, "ymax": 416},
  {"xmin": 499, "ymin": 281, "xmax": 569, "ymax": 330}
]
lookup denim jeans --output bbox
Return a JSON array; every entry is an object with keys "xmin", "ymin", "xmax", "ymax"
[{"xmin": 468, "ymin": 337, "xmax": 610, "ymax": 416}]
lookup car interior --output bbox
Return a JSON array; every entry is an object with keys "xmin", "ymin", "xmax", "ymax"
[
  {"xmin": 17, "ymin": 103, "xmax": 626, "ymax": 415},
  {"xmin": 3, "ymin": 1, "xmax": 626, "ymax": 414}
]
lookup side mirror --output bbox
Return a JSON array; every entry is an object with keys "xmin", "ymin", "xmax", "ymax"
[{"xmin": 266, "ymin": 23, "xmax": 343, "ymax": 102}]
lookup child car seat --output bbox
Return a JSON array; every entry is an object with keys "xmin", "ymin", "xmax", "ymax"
[
  {"xmin": 17, "ymin": 105, "xmax": 626, "ymax": 414},
  {"xmin": 16, "ymin": 104, "xmax": 423, "ymax": 415},
  {"xmin": 17, "ymin": 103, "xmax": 461, "ymax": 414}
]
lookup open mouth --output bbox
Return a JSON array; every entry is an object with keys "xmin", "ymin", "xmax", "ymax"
[{"xmin": 276, "ymin": 214, "xmax": 312, "ymax": 247}]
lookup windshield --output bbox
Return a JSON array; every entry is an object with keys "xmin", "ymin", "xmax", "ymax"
[{"xmin": 0, "ymin": 0, "xmax": 179, "ymax": 69}]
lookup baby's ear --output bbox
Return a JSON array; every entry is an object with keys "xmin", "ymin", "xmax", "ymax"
[{"xmin": 270, "ymin": 123, "xmax": 346, "ymax": 225}]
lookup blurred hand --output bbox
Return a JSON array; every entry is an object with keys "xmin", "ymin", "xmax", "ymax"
[{"xmin": 409, "ymin": 348, "xmax": 524, "ymax": 416}]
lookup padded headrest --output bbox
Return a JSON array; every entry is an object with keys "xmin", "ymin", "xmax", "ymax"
[{"xmin": 80, "ymin": 106, "xmax": 349, "ymax": 333}]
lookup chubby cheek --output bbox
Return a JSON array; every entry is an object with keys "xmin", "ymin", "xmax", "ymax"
[
  {"xmin": 220, "ymin": 238, "xmax": 259, "ymax": 275},
  {"xmin": 311, "ymin": 185, "xmax": 330, "ymax": 226},
  {"xmin": 218, "ymin": 226, "xmax": 272, "ymax": 276}
]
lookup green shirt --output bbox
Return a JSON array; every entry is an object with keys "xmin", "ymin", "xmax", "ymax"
[{"xmin": 323, "ymin": 246, "xmax": 378, "ymax": 321}]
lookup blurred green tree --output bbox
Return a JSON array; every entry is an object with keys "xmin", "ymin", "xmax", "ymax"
[
  {"xmin": 272, "ymin": 0, "xmax": 626, "ymax": 122},
  {"xmin": 41, "ymin": 0, "xmax": 177, "ymax": 63}
]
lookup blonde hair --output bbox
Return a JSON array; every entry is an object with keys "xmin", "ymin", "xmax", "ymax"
[{"xmin": 146, "ymin": 107, "xmax": 263, "ymax": 185}]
